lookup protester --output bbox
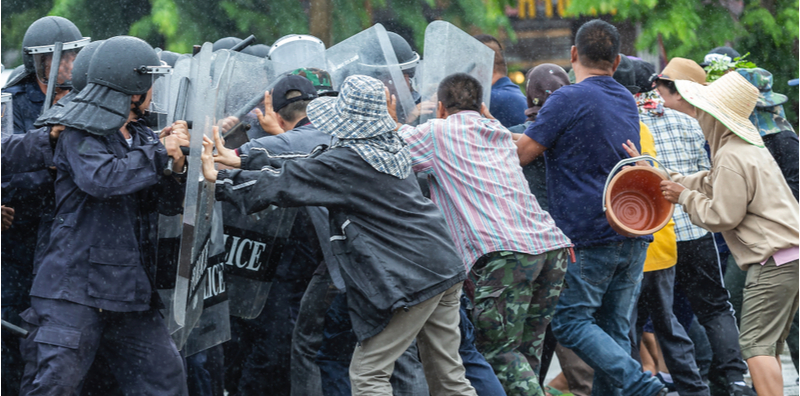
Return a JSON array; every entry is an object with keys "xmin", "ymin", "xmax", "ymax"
[
  {"xmin": 629, "ymin": 57, "xmax": 710, "ymax": 396},
  {"xmin": 515, "ymin": 19, "xmax": 666, "ymax": 396},
  {"xmin": 474, "ymin": 34, "xmax": 527, "ymax": 127},
  {"xmin": 626, "ymin": 71, "xmax": 799, "ymax": 396},
  {"xmin": 654, "ymin": 58, "xmax": 759, "ymax": 396},
  {"xmin": 204, "ymin": 74, "xmax": 476, "ymax": 395},
  {"xmin": 396, "ymin": 72, "xmax": 572, "ymax": 395},
  {"xmin": 17, "ymin": 36, "xmax": 189, "ymax": 395}
]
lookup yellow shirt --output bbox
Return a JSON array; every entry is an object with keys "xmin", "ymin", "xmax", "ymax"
[{"xmin": 640, "ymin": 122, "xmax": 678, "ymax": 272}]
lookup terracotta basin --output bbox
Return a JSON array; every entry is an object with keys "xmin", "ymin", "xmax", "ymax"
[{"xmin": 605, "ymin": 166, "xmax": 674, "ymax": 237}]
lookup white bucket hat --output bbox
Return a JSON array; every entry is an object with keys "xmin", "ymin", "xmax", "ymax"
[{"xmin": 675, "ymin": 71, "xmax": 764, "ymax": 147}]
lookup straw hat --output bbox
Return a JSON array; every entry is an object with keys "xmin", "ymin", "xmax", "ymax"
[
  {"xmin": 657, "ymin": 57, "xmax": 706, "ymax": 84},
  {"xmin": 675, "ymin": 71, "xmax": 764, "ymax": 147}
]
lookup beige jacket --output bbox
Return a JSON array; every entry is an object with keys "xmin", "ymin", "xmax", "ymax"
[{"xmin": 672, "ymin": 110, "xmax": 799, "ymax": 268}]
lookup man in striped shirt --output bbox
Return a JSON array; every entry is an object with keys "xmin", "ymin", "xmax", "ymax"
[{"xmin": 397, "ymin": 72, "xmax": 572, "ymax": 396}]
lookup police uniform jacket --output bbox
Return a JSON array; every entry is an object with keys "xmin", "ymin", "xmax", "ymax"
[
  {"xmin": 216, "ymin": 146, "xmax": 467, "ymax": 341},
  {"xmin": 1, "ymin": 78, "xmax": 54, "ymax": 308},
  {"xmin": 31, "ymin": 121, "xmax": 186, "ymax": 312}
]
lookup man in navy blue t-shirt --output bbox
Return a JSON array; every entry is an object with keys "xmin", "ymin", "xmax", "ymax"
[
  {"xmin": 475, "ymin": 34, "xmax": 528, "ymax": 128},
  {"xmin": 515, "ymin": 20, "xmax": 666, "ymax": 396}
]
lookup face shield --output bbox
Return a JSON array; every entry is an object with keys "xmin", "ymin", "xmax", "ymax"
[
  {"xmin": 146, "ymin": 61, "xmax": 174, "ymax": 130},
  {"xmin": 269, "ymin": 35, "xmax": 327, "ymax": 75},
  {"xmin": 1, "ymin": 93, "xmax": 13, "ymax": 138},
  {"xmin": 27, "ymin": 37, "xmax": 90, "ymax": 111}
]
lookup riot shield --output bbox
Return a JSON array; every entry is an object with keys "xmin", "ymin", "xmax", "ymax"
[
  {"xmin": 182, "ymin": 202, "xmax": 231, "ymax": 356},
  {"xmin": 171, "ymin": 42, "xmax": 218, "ymax": 348},
  {"xmin": 211, "ymin": 49, "xmax": 298, "ymax": 319},
  {"xmin": 213, "ymin": 49, "xmax": 277, "ymax": 144},
  {"xmin": 146, "ymin": 50, "xmax": 173, "ymax": 131},
  {"xmin": 269, "ymin": 34, "xmax": 328, "ymax": 76},
  {"xmin": 221, "ymin": 201, "xmax": 297, "ymax": 319},
  {"xmin": 1, "ymin": 93, "xmax": 12, "ymax": 138},
  {"xmin": 418, "ymin": 21, "xmax": 494, "ymax": 124},
  {"xmin": 325, "ymin": 24, "xmax": 416, "ymax": 124}
]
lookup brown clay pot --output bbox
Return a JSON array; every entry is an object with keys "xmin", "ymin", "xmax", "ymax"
[{"xmin": 605, "ymin": 166, "xmax": 674, "ymax": 237}]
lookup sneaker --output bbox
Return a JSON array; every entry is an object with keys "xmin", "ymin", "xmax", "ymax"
[
  {"xmin": 654, "ymin": 387, "xmax": 669, "ymax": 396},
  {"xmin": 728, "ymin": 381, "xmax": 757, "ymax": 396}
]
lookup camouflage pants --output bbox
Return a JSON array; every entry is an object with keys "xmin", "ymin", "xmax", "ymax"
[{"xmin": 470, "ymin": 249, "xmax": 569, "ymax": 396}]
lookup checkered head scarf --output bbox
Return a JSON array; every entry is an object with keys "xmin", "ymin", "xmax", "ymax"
[{"xmin": 306, "ymin": 75, "xmax": 411, "ymax": 179}]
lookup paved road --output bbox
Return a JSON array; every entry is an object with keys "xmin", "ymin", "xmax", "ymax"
[{"xmin": 543, "ymin": 348, "xmax": 799, "ymax": 395}]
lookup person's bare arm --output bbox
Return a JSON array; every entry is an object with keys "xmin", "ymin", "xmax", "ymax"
[{"xmin": 516, "ymin": 134, "xmax": 547, "ymax": 166}]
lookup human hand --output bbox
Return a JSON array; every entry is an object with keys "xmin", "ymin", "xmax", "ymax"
[
  {"xmin": 480, "ymin": 103, "xmax": 494, "ymax": 120},
  {"xmin": 253, "ymin": 91, "xmax": 283, "ymax": 135},
  {"xmin": 212, "ymin": 126, "xmax": 241, "ymax": 168},
  {"xmin": 201, "ymin": 135, "xmax": 218, "ymax": 183},
  {"xmin": 163, "ymin": 124, "xmax": 190, "ymax": 172},
  {"xmin": 385, "ymin": 87, "xmax": 398, "ymax": 124},
  {"xmin": 660, "ymin": 180, "xmax": 685, "ymax": 204},
  {"xmin": 1, "ymin": 206, "xmax": 14, "ymax": 231},
  {"xmin": 622, "ymin": 139, "xmax": 651, "ymax": 168},
  {"xmin": 220, "ymin": 116, "xmax": 239, "ymax": 133},
  {"xmin": 49, "ymin": 124, "xmax": 65, "ymax": 142}
]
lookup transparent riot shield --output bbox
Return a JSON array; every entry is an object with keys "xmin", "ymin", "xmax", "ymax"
[
  {"xmin": 221, "ymin": 202, "xmax": 297, "ymax": 319},
  {"xmin": 171, "ymin": 42, "xmax": 218, "ymax": 350},
  {"xmin": 211, "ymin": 49, "xmax": 298, "ymax": 319},
  {"xmin": 146, "ymin": 51, "xmax": 173, "ymax": 132},
  {"xmin": 210, "ymin": 49, "xmax": 277, "ymax": 144},
  {"xmin": 418, "ymin": 21, "xmax": 494, "ymax": 124},
  {"xmin": 325, "ymin": 24, "xmax": 416, "ymax": 124},
  {"xmin": 269, "ymin": 34, "xmax": 328, "ymax": 76},
  {"xmin": 182, "ymin": 202, "xmax": 231, "ymax": 356},
  {"xmin": 1, "ymin": 93, "xmax": 12, "ymax": 138}
]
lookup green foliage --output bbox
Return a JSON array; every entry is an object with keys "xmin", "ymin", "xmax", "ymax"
[
  {"xmin": 704, "ymin": 53, "xmax": 757, "ymax": 83},
  {"xmin": 564, "ymin": 0, "xmax": 799, "ymax": 125}
]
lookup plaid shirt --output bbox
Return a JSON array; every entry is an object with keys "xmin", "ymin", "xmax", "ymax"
[
  {"xmin": 398, "ymin": 111, "xmax": 571, "ymax": 271},
  {"xmin": 640, "ymin": 108, "xmax": 712, "ymax": 241}
]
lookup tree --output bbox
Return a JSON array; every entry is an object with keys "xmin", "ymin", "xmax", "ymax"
[{"xmin": 565, "ymin": 0, "xmax": 799, "ymax": 124}]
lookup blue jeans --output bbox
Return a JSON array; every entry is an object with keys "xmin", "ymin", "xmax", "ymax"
[
  {"xmin": 460, "ymin": 294, "xmax": 507, "ymax": 396},
  {"xmin": 551, "ymin": 239, "xmax": 663, "ymax": 396}
]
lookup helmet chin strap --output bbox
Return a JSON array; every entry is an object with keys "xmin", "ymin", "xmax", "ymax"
[{"xmin": 131, "ymin": 94, "xmax": 147, "ymax": 118}]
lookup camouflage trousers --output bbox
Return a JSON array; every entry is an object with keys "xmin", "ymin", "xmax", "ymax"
[{"xmin": 470, "ymin": 249, "xmax": 569, "ymax": 396}]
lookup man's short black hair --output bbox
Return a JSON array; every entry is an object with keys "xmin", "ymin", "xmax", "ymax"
[
  {"xmin": 574, "ymin": 19, "xmax": 620, "ymax": 70},
  {"xmin": 438, "ymin": 73, "xmax": 482, "ymax": 114},
  {"xmin": 276, "ymin": 90, "xmax": 312, "ymax": 123},
  {"xmin": 474, "ymin": 34, "xmax": 507, "ymax": 75}
]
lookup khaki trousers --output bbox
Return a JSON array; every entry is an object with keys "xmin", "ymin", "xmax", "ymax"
[{"xmin": 349, "ymin": 282, "xmax": 477, "ymax": 396}]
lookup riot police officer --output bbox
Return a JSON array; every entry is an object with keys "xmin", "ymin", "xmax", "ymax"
[
  {"xmin": 18, "ymin": 36, "xmax": 190, "ymax": 396},
  {"xmin": 1, "ymin": 16, "xmax": 88, "ymax": 395}
]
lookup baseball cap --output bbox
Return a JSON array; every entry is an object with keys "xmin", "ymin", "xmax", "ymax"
[
  {"xmin": 291, "ymin": 67, "xmax": 337, "ymax": 96},
  {"xmin": 271, "ymin": 75, "xmax": 318, "ymax": 112}
]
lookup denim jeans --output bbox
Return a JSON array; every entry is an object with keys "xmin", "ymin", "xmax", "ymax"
[
  {"xmin": 459, "ymin": 294, "xmax": 507, "ymax": 396},
  {"xmin": 551, "ymin": 239, "xmax": 663, "ymax": 396}
]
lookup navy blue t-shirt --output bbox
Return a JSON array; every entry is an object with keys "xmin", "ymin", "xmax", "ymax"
[
  {"xmin": 490, "ymin": 76, "xmax": 528, "ymax": 128},
  {"xmin": 524, "ymin": 75, "xmax": 647, "ymax": 248}
]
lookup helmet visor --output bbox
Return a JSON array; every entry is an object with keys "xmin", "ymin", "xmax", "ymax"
[{"xmin": 28, "ymin": 37, "xmax": 90, "ymax": 88}]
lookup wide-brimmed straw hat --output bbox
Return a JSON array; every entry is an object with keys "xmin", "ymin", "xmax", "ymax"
[
  {"xmin": 675, "ymin": 71, "xmax": 763, "ymax": 147},
  {"xmin": 306, "ymin": 74, "xmax": 396, "ymax": 140}
]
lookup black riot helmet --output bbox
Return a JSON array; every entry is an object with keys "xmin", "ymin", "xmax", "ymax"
[
  {"xmin": 87, "ymin": 36, "xmax": 169, "ymax": 95},
  {"xmin": 47, "ymin": 36, "xmax": 172, "ymax": 136},
  {"xmin": 70, "ymin": 39, "xmax": 104, "ymax": 93},
  {"xmin": 22, "ymin": 16, "xmax": 89, "ymax": 88},
  {"xmin": 242, "ymin": 44, "xmax": 271, "ymax": 58},
  {"xmin": 386, "ymin": 32, "xmax": 420, "ymax": 75},
  {"xmin": 213, "ymin": 37, "xmax": 243, "ymax": 52},
  {"xmin": 33, "ymin": 39, "xmax": 104, "ymax": 128}
]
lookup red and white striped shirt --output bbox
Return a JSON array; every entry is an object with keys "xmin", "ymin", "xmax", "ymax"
[{"xmin": 398, "ymin": 111, "xmax": 571, "ymax": 271}]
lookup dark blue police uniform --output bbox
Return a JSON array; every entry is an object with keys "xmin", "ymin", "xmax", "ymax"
[
  {"xmin": 18, "ymin": 121, "xmax": 188, "ymax": 396},
  {"xmin": 1, "ymin": 76, "xmax": 51, "ymax": 396}
]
